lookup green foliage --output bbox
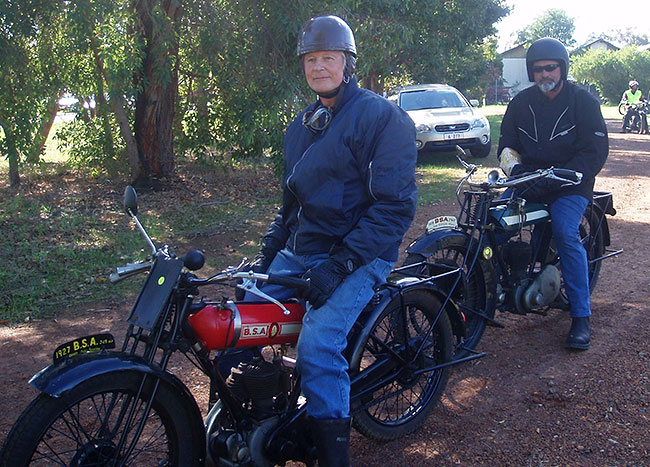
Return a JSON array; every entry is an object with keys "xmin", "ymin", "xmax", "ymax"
[
  {"xmin": 175, "ymin": 0, "xmax": 308, "ymax": 165},
  {"xmin": 516, "ymin": 8, "xmax": 576, "ymax": 46},
  {"xmin": 55, "ymin": 115, "xmax": 126, "ymax": 176},
  {"xmin": 0, "ymin": 0, "xmax": 63, "ymax": 184},
  {"xmin": 345, "ymin": 0, "xmax": 508, "ymax": 93},
  {"xmin": 2, "ymin": 0, "xmax": 509, "ymax": 179},
  {"xmin": 571, "ymin": 47, "xmax": 650, "ymax": 103}
]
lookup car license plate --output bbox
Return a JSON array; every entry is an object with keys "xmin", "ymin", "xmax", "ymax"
[{"xmin": 443, "ymin": 133, "xmax": 463, "ymax": 140}]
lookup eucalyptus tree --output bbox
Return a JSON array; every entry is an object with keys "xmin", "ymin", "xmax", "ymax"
[
  {"xmin": 344, "ymin": 0, "xmax": 508, "ymax": 95},
  {"xmin": 0, "ymin": 0, "xmax": 62, "ymax": 186},
  {"xmin": 516, "ymin": 8, "xmax": 576, "ymax": 47},
  {"xmin": 176, "ymin": 0, "xmax": 310, "ymax": 165}
]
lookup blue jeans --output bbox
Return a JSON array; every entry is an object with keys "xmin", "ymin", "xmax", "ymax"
[
  {"xmin": 254, "ymin": 248, "xmax": 393, "ymax": 419},
  {"xmin": 549, "ymin": 195, "xmax": 591, "ymax": 318}
]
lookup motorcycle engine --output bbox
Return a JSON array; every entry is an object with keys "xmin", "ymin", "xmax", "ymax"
[
  {"xmin": 503, "ymin": 241, "xmax": 562, "ymax": 314},
  {"xmin": 226, "ymin": 356, "xmax": 290, "ymax": 418},
  {"xmin": 524, "ymin": 264, "xmax": 561, "ymax": 309}
]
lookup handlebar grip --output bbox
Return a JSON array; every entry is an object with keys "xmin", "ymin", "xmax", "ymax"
[
  {"xmin": 553, "ymin": 168, "xmax": 582, "ymax": 183},
  {"xmin": 267, "ymin": 273, "xmax": 310, "ymax": 290}
]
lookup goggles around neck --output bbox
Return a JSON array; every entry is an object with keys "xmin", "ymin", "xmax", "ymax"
[{"xmin": 302, "ymin": 106, "xmax": 332, "ymax": 133}]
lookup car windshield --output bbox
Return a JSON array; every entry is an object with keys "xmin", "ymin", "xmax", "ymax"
[{"xmin": 399, "ymin": 89, "xmax": 466, "ymax": 111}]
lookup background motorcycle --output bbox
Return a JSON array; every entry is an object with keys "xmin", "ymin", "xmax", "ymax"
[
  {"xmin": 0, "ymin": 186, "xmax": 476, "ymax": 467},
  {"xmin": 402, "ymin": 147, "xmax": 621, "ymax": 357},
  {"xmin": 620, "ymin": 101, "xmax": 649, "ymax": 134}
]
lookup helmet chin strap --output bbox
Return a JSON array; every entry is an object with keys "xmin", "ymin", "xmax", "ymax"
[{"xmin": 313, "ymin": 75, "xmax": 351, "ymax": 101}]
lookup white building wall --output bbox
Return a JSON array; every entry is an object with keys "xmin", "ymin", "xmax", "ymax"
[{"xmin": 502, "ymin": 58, "xmax": 533, "ymax": 96}]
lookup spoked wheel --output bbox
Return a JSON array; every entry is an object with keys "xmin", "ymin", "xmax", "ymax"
[
  {"xmin": 547, "ymin": 205, "xmax": 605, "ymax": 309},
  {"xmin": 349, "ymin": 290, "xmax": 453, "ymax": 441},
  {"xmin": 403, "ymin": 246, "xmax": 491, "ymax": 357},
  {"xmin": 618, "ymin": 103, "xmax": 626, "ymax": 115},
  {"xmin": 0, "ymin": 372, "xmax": 200, "ymax": 466}
]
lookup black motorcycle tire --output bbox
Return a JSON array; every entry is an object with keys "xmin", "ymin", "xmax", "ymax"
[
  {"xmin": 618, "ymin": 103, "xmax": 626, "ymax": 115},
  {"xmin": 631, "ymin": 113, "xmax": 641, "ymax": 133},
  {"xmin": 349, "ymin": 290, "xmax": 453, "ymax": 441},
  {"xmin": 547, "ymin": 205, "xmax": 605, "ymax": 308},
  {"xmin": 0, "ymin": 372, "xmax": 201, "ymax": 467},
  {"xmin": 403, "ymin": 246, "xmax": 490, "ymax": 358}
]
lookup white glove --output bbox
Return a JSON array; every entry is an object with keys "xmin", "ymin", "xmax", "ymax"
[{"xmin": 498, "ymin": 147, "xmax": 522, "ymax": 176}]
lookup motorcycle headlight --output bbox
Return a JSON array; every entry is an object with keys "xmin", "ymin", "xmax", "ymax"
[
  {"xmin": 470, "ymin": 118, "xmax": 487, "ymax": 129},
  {"xmin": 415, "ymin": 123, "xmax": 432, "ymax": 132}
]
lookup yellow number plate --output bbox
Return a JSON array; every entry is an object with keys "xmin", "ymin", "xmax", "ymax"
[{"xmin": 53, "ymin": 333, "xmax": 115, "ymax": 364}]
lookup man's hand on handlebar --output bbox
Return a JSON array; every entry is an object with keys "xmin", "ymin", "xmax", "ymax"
[{"xmin": 510, "ymin": 164, "xmax": 563, "ymax": 201}]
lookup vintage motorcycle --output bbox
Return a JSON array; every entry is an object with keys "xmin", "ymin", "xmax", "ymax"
[
  {"xmin": 620, "ymin": 101, "xmax": 649, "ymax": 134},
  {"xmin": 402, "ymin": 147, "xmax": 621, "ymax": 356},
  {"xmin": 0, "ymin": 186, "xmax": 478, "ymax": 466}
]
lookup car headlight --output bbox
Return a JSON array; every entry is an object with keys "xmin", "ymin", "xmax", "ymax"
[
  {"xmin": 470, "ymin": 118, "xmax": 487, "ymax": 129},
  {"xmin": 415, "ymin": 123, "xmax": 432, "ymax": 132}
]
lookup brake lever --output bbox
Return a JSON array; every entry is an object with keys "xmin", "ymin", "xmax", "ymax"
[{"xmin": 236, "ymin": 277, "xmax": 292, "ymax": 315}]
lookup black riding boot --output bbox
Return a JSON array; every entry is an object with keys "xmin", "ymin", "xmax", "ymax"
[
  {"xmin": 310, "ymin": 417, "xmax": 351, "ymax": 467},
  {"xmin": 565, "ymin": 316, "xmax": 590, "ymax": 350}
]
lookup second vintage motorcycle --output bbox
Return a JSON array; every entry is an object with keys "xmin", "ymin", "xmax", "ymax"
[
  {"xmin": 0, "ymin": 186, "xmax": 478, "ymax": 466},
  {"xmin": 402, "ymin": 147, "xmax": 621, "ymax": 356}
]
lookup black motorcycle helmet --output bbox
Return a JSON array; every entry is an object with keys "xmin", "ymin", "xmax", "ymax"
[
  {"xmin": 297, "ymin": 15, "xmax": 356, "ymax": 57},
  {"xmin": 297, "ymin": 15, "xmax": 357, "ymax": 79},
  {"xmin": 526, "ymin": 37, "xmax": 570, "ymax": 82}
]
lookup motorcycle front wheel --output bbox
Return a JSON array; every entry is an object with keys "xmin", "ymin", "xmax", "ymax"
[
  {"xmin": 0, "ymin": 372, "xmax": 201, "ymax": 467},
  {"xmin": 349, "ymin": 290, "xmax": 453, "ymax": 441},
  {"xmin": 403, "ymin": 246, "xmax": 491, "ymax": 358}
]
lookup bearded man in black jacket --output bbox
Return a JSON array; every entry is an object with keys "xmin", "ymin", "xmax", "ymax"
[{"xmin": 498, "ymin": 38, "xmax": 609, "ymax": 351}]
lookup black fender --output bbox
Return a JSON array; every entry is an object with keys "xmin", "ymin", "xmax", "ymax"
[
  {"xmin": 29, "ymin": 351, "xmax": 205, "ymax": 459},
  {"xmin": 592, "ymin": 191, "xmax": 615, "ymax": 247},
  {"xmin": 346, "ymin": 281, "xmax": 464, "ymax": 377},
  {"xmin": 404, "ymin": 228, "xmax": 497, "ymax": 319}
]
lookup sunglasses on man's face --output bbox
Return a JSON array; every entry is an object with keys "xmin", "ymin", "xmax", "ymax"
[{"xmin": 532, "ymin": 63, "xmax": 560, "ymax": 73}]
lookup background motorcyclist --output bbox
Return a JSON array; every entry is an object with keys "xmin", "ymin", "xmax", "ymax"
[
  {"xmin": 497, "ymin": 37, "xmax": 609, "ymax": 350},
  {"xmin": 242, "ymin": 15, "xmax": 417, "ymax": 466},
  {"xmin": 620, "ymin": 79, "xmax": 646, "ymax": 133}
]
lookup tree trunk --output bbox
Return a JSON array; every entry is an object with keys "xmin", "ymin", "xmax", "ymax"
[
  {"xmin": 363, "ymin": 72, "xmax": 380, "ymax": 94},
  {"xmin": 4, "ymin": 127, "xmax": 21, "ymax": 187},
  {"xmin": 28, "ymin": 94, "xmax": 61, "ymax": 163},
  {"xmin": 111, "ymin": 91, "xmax": 143, "ymax": 183},
  {"xmin": 133, "ymin": 0, "xmax": 182, "ymax": 184},
  {"xmin": 90, "ymin": 35, "xmax": 142, "ymax": 182},
  {"xmin": 93, "ymin": 65, "xmax": 116, "ymax": 163}
]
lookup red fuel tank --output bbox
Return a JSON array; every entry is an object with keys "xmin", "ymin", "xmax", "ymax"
[{"xmin": 188, "ymin": 301, "xmax": 306, "ymax": 351}]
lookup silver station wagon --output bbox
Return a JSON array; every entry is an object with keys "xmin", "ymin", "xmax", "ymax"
[{"xmin": 392, "ymin": 84, "xmax": 491, "ymax": 158}]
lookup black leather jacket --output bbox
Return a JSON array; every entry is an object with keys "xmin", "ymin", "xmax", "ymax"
[
  {"xmin": 498, "ymin": 81, "xmax": 609, "ymax": 202},
  {"xmin": 262, "ymin": 77, "xmax": 417, "ymax": 265}
]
